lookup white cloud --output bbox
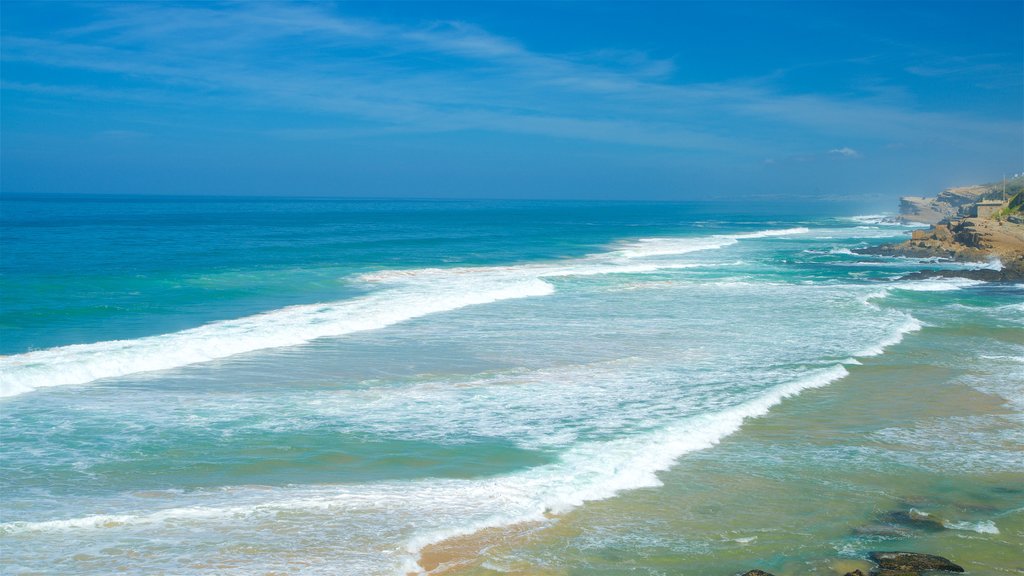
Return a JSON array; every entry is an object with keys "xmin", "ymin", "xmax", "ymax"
[{"xmin": 828, "ymin": 147, "xmax": 861, "ymax": 158}]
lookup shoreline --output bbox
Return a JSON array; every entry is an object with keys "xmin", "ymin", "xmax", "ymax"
[
  {"xmin": 860, "ymin": 181, "xmax": 1024, "ymax": 282},
  {"xmin": 410, "ymin": 209, "xmax": 1023, "ymax": 576},
  {"xmin": 412, "ymin": 324, "xmax": 1023, "ymax": 576}
]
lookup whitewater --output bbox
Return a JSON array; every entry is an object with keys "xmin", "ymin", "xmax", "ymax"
[
  {"xmin": 0, "ymin": 227, "xmax": 808, "ymax": 397},
  {"xmin": 3, "ymin": 197, "xmax": 1020, "ymax": 576}
]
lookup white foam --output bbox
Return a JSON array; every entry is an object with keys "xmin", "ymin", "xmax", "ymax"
[
  {"xmin": 0, "ymin": 278, "xmax": 554, "ymax": 397},
  {"xmin": 944, "ymin": 520, "xmax": 1000, "ymax": 534},
  {"xmin": 858, "ymin": 288, "xmax": 891, "ymax": 309},
  {"xmin": 997, "ymin": 302, "xmax": 1024, "ymax": 313},
  {"xmin": 610, "ymin": 236, "xmax": 739, "ymax": 258},
  {"xmin": 0, "ymin": 364, "xmax": 853, "ymax": 575},
  {"xmin": 980, "ymin": 355, "xmax": 1024, "ymax": 363},
  {"xmin": 612, "ymin": 227, "xmax": 809, "ymax": 258},
  {"xmin": 891, "ymin": 277, "xmax": 985, "ymax": 291},
  {"xmin": 732, "ymin": 227, "xmax": 811, "ymax": 239},
  {"xmin": 980, "ymin": 258, "xmax": 1004, "ymax": 271},
  {"xmin": 854, "ymin": 314, "xmax": 922, "ymax": 357},
  {"xmin": 0, "ymin": 227, "xmax": 809, "ymax": 398},
  {"xmin": 848, "ymin": 214, "xmax": 927, "ymax": 228}
]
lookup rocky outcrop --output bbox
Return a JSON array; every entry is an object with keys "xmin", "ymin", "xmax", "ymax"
[
  {"xmin": 857, "ymin": 216, "xmax": 1024, "ymax": 281},
  {"xmin": 867, "ymin": 551, "xmax": 964, "ymax": 575},
  {"xmin": 878, "ymin": 510, "xmax": 946, "ymax": 532},
  {"xmin": 732, "ymin": 550, "xmax": 964, "ymax": 576},
  {"xmin": 857, "ymin": 220, "xmax": 989, "ymax": 261}
]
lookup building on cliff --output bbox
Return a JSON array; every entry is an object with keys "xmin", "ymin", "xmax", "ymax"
[{"xmin": 973, "ymin": 200, "xmax": 1004, "ymax": 219}]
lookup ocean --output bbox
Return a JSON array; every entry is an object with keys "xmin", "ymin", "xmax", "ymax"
[{"xmin": 1, "ymin": 196, "xmax": 1021, "ymax": 575}]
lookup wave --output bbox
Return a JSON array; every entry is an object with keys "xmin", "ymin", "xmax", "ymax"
[
  {"xmin": 854, "ymin": 314, "xmax": 922, "ymax": 356},
  {"xmin": 890, "ymin": 277, "xmax": 985, "ymax": 291},
  {"xmin": 0, "ymin": 278, "xmax": 554, "ymax": 398},
  {"xmin": 0, "ymin": 364, "xmax": 851, "ymax": 575},
  {"xmin": 610, "ymin": 227, "xmax": 808, "ymax": 258},
  {"xmin": 0, "ymin": 227, "xmax": 806, "ymax": 398},
  {"xmin": 847, "ymin": 214, "xmax": 926, "ymax": 227},
  {"xmin": 0, "ymin": 307, "xmax": 923, "ymax": 572}
]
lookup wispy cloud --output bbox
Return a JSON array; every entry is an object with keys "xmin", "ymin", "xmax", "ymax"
[
  {"xmin": 829, "ymin": 147, "xmax": 861, "ymax": 158},
  {"xmin": 1, "ymin": 2, "xmax": 1018, "ymax": 160}
]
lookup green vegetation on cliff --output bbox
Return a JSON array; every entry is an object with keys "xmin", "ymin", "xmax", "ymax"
[{"xmin": 993, "ymin": 191, "xmax": 1022, "ymax": 220}]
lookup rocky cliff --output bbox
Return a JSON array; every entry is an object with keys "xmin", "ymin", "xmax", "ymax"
[
  {"xmin": 899, "ymin": 176, "xmax": 1023, "ymax": 224},
  {"xmin": 864, "ymin": 179, "xmax": 1024, "ymax": 281}
]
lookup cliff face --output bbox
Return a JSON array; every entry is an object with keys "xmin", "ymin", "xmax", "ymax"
[
  {"xmin": 899, "ymin": 196, "xmax": 952, "ymax": 224},
  {"xmin": 863, "ymin": 178, "xmax": 1024, "ymax": 280},
  {"xmin": 899, "ymin": 177, "xmax": 1023, "ymax": 224}
]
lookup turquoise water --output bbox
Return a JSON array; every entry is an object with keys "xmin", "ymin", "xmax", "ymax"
[{"xmin": 1, "ymin": 197, "xmax": 1020, "ymax": 575}]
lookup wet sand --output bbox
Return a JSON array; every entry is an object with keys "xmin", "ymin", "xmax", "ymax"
[{"xmin": 414, "ymin": 323, "xmax": 1024, "ymax": 575}]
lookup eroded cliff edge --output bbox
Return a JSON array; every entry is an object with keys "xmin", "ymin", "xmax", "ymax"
[{"xmin": 859, "ymin": 179, "xmax": 1024, "ymax": 281}]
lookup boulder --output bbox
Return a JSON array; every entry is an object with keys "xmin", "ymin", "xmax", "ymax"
[
  {"xmin": 739, "ymin": 571, "xmax": 775, "ymax": 576},
  {"xmin": 868, "ymin": 551, "xmax": 964, "ymax": 574},
  {"xmin": 879, "ymin": 510, "xmax": 946, "ymax": 532}
]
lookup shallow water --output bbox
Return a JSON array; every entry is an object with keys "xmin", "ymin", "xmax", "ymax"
[{"xmin": 1, "ymin": 197, "xmax": 1020, "ymax": 575}]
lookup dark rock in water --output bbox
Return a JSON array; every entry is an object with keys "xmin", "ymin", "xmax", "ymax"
[
  {"xmin": 739, "ymin": 571, "xmax": 775, "ymax": 576},
  {"xmin": 844, "ymin": 571, "xmax": 866, "ymax": 576},
  {"xmin": 853, "ymin": 523, "xmax": 913, "ymax": 538},
  {"xmin": 991, "ymin": 484, "xmax": 1024, "ymax": 495},
  {"xmin": 897, "ymin": 267, "xmax": 1018, "ymax": 282},
  {"xmin": 879, "ymin": 510, "xmax": 946, "ymax": 532},
  {"xmin": 868, "ymin": 551, "xmax": 964, "ymax": 574}
]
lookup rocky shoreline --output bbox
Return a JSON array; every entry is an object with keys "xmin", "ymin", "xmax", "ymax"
[
  {"xmin": 856, "ymin": 192, "xmax": 1024, "ymax": 282},
  {"xmin": 732, "ymin": 181, "xmax": 1022, "ymax": 576},
  {"xmin": 740, "ymin": 550, "xmax": 964, "ymax": 576},
  {"xmin": 733, "ymin": 503, "xmax": 977, "ymax": 576}
]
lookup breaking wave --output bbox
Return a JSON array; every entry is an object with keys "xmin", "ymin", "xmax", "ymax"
[{"xmin": 0, "ymin": 227, "xmax": 809, "ymax": 398}]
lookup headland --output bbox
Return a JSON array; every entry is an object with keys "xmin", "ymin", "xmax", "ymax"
[{"xmin": 858, "ymin": 176, "xmax": 1024, "ymax": 281}]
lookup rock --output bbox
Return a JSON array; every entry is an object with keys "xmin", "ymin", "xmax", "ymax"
[
  {"xmin": 853, "ymin": 522, "xmax": 913, "ymax": 538},
  {"xmin": 879, "ymin": 510, "xmax": 946, "ymax": 532},
  {"xmin": 868, "ymin": 551, "xmax": 964, "ymax": 574},
  {"xmin": 844, "ymin": 571, "xmax": 866, "ymax": 576},
  {"xmin": 739, "ymin": 571, "xmax": 775, "ymax": 576},
  {"xmin": 897, "ymin": 268, "xmax": 1010, "ymax": 282}
]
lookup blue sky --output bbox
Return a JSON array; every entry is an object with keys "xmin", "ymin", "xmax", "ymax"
[{"xmin": 2, "ymin": 1, "xmax": 1021, "ymax": 203}]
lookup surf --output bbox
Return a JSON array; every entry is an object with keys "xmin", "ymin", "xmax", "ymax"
[{"xmin": 0, "ymin": 227, "xmax": 810, "ymax": 398}]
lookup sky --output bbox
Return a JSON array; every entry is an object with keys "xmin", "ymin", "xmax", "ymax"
[{"xmin": 1, "ymin": 1, "xmax": 1022, "ymax": 203}]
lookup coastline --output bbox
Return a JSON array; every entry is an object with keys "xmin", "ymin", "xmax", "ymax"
[
  {"xmin": 409, "ymin": 195, "xmax": 1024, "ymax": 576},
  {"xmin": 855, "ymin": 218, "xmax": 1024, "ymax": 282},
  {"xmin": 4, "ymin": 199, "xmax": 1021, "ymax": 576},
  {"xmin": 412, "ymin": 310, "xmax": 1023, "ymax": 576}
]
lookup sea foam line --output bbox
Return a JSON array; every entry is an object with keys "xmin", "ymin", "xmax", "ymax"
[
  {"xmin": 403, "ymin": 309, "xmax": 923, "ymax": 570},
  {"xmin": 0, "ymin": 278, "xmax": 554, "ymax": 398},
  {"xmin": 0, "ymin": 228, "xmax": 808, "ymax": 398},
  {"xmin": 0, "ymin": 309, "xmax": 922, "ymax": 573},
  {"xmin": 0, "ymin": 366, "xmax": 851, "ymax": 548}
]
